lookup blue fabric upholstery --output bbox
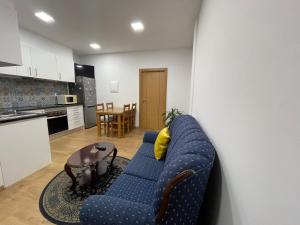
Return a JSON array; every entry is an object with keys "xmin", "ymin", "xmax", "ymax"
[
  {"xmin": 136, "ymin": 142, "xmax": 156, "ymax": 159},
  {"xmin": 124, "ymin": 154, "xmax": 164, "ymax": 181},
  {"xmin": 80, "ymin": 195, "xmax": 155, "ymax": 225},
  {"xmin": 143, "ymin": 131, "xmax": 158, "ymax": 144},
  {"xmin": 80, "ymin": 115, "xmax": 215, "ymax": 225},
  {"xmin": 105, "ymin": 174, "xmax": 156, "ymax": 205},
  {"xmin": 153, "ymin": 115, "xmax": 215, "ymax": 225}
]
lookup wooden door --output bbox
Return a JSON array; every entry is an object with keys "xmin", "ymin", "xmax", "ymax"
[{"xmin": 139, "ymin": 68, "xmax": 167, "ymax": 130}]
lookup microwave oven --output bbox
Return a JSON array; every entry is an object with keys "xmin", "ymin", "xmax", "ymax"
[{"xmin": 57, "ymin": 95, "xmax": 78, "ymax": 105}]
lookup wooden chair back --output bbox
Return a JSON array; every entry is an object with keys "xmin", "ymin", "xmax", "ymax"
[
  {"xmin": 131, "ymin": 103, "xmax": 137, "ymax": 111},
  {"xmin": 106, "ymin": 102, "xmax": 114, "ymax": 110},
  {"xmin": 123, "ymin": 104, "xmax": 131, "ymax": 111},
  {"xmin": 97, "ymin": 103, "xmax": 104, "ymax": 111},
  {"xmin": 123, "ymin": 104, "xmax": 131, "ymax": 121}
]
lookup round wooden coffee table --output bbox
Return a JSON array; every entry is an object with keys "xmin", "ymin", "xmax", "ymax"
[{"xmin": 64, "ymin": 142, "xmax": 117, "ymax": 189}]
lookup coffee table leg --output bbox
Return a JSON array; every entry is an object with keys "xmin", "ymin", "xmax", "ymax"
[
  {"xmin": 110, "ymin": 148, "xmax": 118, "ymax": 168},
  {"xmin": 64, "ymin": 163, "xmax": 77, "ymax": 189},
  {"xmin": 91, "ymin": 162, "xmax": 99, "ymax": 184}
]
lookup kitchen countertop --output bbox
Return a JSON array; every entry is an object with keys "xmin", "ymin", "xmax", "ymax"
[
  {"xmin": 0, "ymin": 103, "xmax": 83, "ymax": 112},
  {"xmin": 0, "ymin": 103, "xmax": 83, "ymax": 124},
  {"xmin": 0, "ymin": 112, "xmax": 47, "ymax": 124}
]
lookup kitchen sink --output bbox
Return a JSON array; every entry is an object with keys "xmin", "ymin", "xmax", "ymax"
[{"xmin": 0, "ymin": 112, "xmax": 37, "ymax": 121}]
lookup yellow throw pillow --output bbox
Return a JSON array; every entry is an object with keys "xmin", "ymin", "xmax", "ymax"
[{"xmin": 154, "ymin": 127, "xmax": 170, "ymax": 160}]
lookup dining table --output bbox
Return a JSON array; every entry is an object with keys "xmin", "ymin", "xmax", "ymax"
[{"xmin": 96, "ymin": 107, "xmax": 124, "ymax": 138}]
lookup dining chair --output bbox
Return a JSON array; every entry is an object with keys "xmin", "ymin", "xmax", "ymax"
[
  {"xmin": 123, "ymin": 104, "xmax": 131, "ymax": 134},
  {"xmin": 130, "ymin": 103, "xmax": 137, "ymax": 130},
  {"xmin": 105, "ymin": 102, "xmax": 116, "ymax": 133},
  {"xmin": 109, "ymin": 104, "xmax": 131, "ymax": 137},
  {"xmin": 106, "ymin": 102, "xmax": 114, "ymax": 110},
  {"xmin": 96, "ymin": 103, "xmax": 107, "ymax": 136}
]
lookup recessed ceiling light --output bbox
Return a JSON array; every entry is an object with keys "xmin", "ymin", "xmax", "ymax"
[
  {"xmin": 76, "ymin": 65, "xmax": 83, "ymax": 68},
  {"xmin": 89, "ymin": 43, "xmax": 101, "ymax": 50},
  {"xmin": 131, "ymin": 21, "xmax": 144, "ymax": 32},
  {"xmin": 34, "ymin": 11, "xmax": 55, "ymax": 24}
]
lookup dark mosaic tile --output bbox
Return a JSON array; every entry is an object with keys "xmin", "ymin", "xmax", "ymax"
[{"xmin": 0, "ymin": 77, "xmax": 68, "ymax": 108}]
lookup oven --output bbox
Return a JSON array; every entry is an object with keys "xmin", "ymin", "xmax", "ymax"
[{"xmin": 45, "ymin": 108, "xmax": 68, "ymax": 135}]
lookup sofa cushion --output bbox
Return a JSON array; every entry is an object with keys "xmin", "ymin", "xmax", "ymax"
[
  {"xmin": 105, "ymin": 174, "xmax": 156, "ymax": 205},
  {"xmin": 80, "ymin": 195, "xmax": 155, "ymax": 225},
  {"xmin": 124, "ymin": 154, "xmax": 164, "ymax": 181},
  {"xmin": 143, "ymin": 131, "xmax": 159, "ymax": 144},
  {"xmin": 136, "ymin": 142, "xmax": 155, "ymax": 159},
  {"xmin": 166, "ymin": 115, "xmax": 209, "ymax": 163}
]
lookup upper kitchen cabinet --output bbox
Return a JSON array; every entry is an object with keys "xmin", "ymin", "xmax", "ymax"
[
  {"xmin": 56, "ymin": 54, "xmax": 75, "ymax": 83},
  {"xmin": 0, "ymin": 0, "xmax": 22, "ymax": 66},
  {"xmin": 0, "ymin": 65, "xmax": 17, "ymax": 75},
  {"xmin": 31, "ymin": 46, "xmax": 59, "ymax": 81},
  {"xmin": 16, "ymin": 43, "xmax": 32, "ymax": 77}
]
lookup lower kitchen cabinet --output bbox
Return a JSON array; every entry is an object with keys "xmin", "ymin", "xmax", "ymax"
[
  {"xmin": 0, "ymin": 116, "xmax": 51, "ymax": 187},
  {"xmin": 67, "ymin": 105, "xmax": 84, "ymax": 130}
]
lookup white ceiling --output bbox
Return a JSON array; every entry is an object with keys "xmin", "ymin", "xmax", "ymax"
[{"xmin": 12, "ymin": 0, "xmax": 201, "ymax": 55}]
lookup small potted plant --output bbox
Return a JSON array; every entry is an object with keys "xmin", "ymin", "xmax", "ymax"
[{"xmin": 162, "ymin": 108, "xmax": 183, "ymax": 127}]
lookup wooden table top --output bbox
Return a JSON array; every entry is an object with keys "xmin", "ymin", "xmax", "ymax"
[
  {"xmin": 67, "ymin": 142, "xmax": 115, "ymax": 168},
  {"xmin": 96, "ymin": 107, "xmax": 126, "ymax": 115}
]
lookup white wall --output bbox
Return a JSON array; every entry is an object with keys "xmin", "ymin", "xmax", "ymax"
[
  {"xmin": 190, "ymin": 0, "xmax": 300, "ymax": 225},
  {"xmin": 0, "ymin": 164, "xmax": 3, "ymax": 187},
  {"xmin": 80, "ymin": 48, "xmax": 192, "ymax": 126}
]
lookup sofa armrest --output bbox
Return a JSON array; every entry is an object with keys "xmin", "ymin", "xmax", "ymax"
[
  {"xmin": 143, "ymin": 131, "xmax": 159, "ymax": 144},
  {"xmin": 80, "ymin": 195, "xmax": 155, "ymax": 225}
]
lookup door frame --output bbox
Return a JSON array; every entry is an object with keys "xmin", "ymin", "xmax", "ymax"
[{"xmin": 139, "ymin": 68, "xmax": 168, "ymax": 129}]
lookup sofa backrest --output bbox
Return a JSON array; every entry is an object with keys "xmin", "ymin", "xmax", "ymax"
[{"xmin": 153, "ymin": 115, "xmax": 215, "ymax": 225}]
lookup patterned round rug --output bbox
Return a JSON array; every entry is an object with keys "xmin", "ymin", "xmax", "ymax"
[{"xmin": 39, "ymin": 156, "xmax": 129, "ymax": 225}]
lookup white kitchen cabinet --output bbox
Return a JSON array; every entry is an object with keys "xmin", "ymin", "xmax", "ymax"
[
  {"xmin": 16, "ymin": 43, "xmax": 32, "ymax": 77},
  {"xmin": 0, "ymin": 0, "xmax": 22, "ymax": 66},
  {"xmin": 0, "ymin": 117, "xmax": 51, "ymax": 187},
  {"xmin": 31, "ymin": 46, "xmax": 59, "ymax": 80},
  {"xmin": 67, "ymin": 105, "xmax": 84, "ymax": 130},
  {"xmin": 0, "ymin": 66, "xmax": 17, "ymax": 75},
  {"xmin": 56, "ymin": 54, "xmax": 75, "ymax": 83}
]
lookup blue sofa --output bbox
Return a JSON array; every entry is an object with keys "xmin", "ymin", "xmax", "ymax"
[{"xmin": 80, "ymin": 115, "xmax": 215, "ymax": 225}]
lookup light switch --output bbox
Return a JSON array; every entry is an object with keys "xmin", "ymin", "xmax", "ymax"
[{"xmin": 110, "ymin": 81, "xmax": 119, "ymax": 93}]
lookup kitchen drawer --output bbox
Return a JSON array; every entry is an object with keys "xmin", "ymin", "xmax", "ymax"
[
  {"xmin": 68, "ymin": 112, "xmax": 83, "ymax": 120},
  {"xmin": 67, "ymin": 105, "xmax": 84, "ymax": 130},
  {"xmin": 67, "ymin": 106, "xmax": 82, "ymax": 111},
  {"xmin": 68, "ymin": 119, "xmax": 83, "ymax": 130}
]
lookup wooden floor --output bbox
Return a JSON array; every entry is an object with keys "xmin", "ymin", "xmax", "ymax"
[{"xmin": 0, "ymin": 127, "xmax": 145, "ymax": 225}]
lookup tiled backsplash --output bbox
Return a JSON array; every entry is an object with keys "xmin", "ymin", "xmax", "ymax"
[{"xmin": 0, "ymin": 77, "xmax": 68, "ymax": 108}]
